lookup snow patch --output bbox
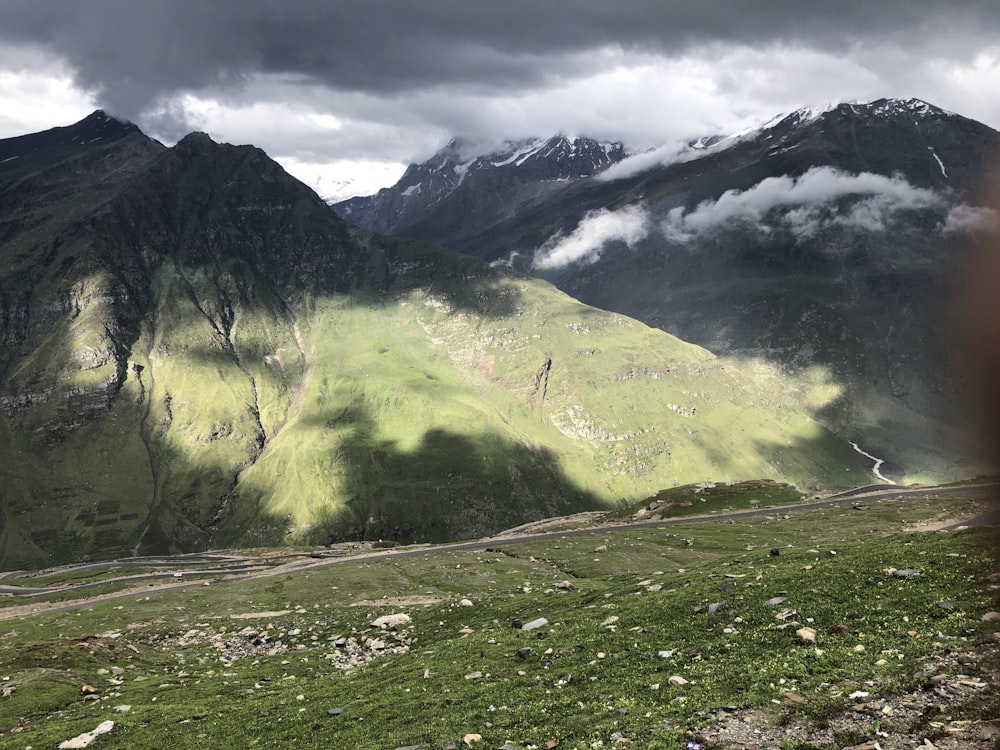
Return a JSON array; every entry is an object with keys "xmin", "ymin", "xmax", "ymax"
[
  {"xmin": 490, "ymin": 139, "xmax": 545, "ymax": 167},
  {"xmin": 927, "ymin": 147, "xmax": 948, "ymax": 178}
]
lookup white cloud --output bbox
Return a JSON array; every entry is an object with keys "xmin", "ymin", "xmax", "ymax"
[
  {"xmin": 2, "ymin": 25, "xmax": 999, "ymax": 199},
  {"xmin": 662, "ymin": 167, "xmax": 945, "ymax": 241},
  {"xmin": 0, "ymin": 45, "xmax": 96, "ymax": 138},
  {"xmin": 598, "ymin": 139, "xmax": 720, "ymax": 182},
  {"xmin": 940, "ymin": 203, "xmax": 1000, "ymax": 235},
  {"xmin": 277, "ymin": 157, "xmax": 405, "ymax": 203},
  {"xmin": 532, "ymin": 205, "xmax": 649, "ymax": 269}
]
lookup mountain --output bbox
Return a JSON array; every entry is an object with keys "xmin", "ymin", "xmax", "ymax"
[
  {"xmin": 332, "ymin": 98, "xmax": 1000, "ymax": 481},
  {"xmin": 0, "ymin": 113, "xmax": 871, "ymax": 569},
  {"xmin": 336, "ymin": 135, "xmax": 627, "ymax": 242}
]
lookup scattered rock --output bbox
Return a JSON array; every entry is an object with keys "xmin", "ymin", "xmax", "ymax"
[
  {"xmin": 554, "ymin": 581, "xmax": 577, "ymax": 591},
  {"xmin": 892, "ymin": 568, "xmax": 921, "ymax": 579},
  {"xmin": 517, "ymin": 648, "xmax": 532, "ymax": 659},
  {"xmin": 327, "ymin": 708, "xmax": 344, "ymax": 716},
  {"xmin": 372, "ymin": 614, "xmax": 412, "ymax": 629},
  {"xmin": 463, "ymin": 733, "xmax": 482, "ymax": 746},
  {"xmin": 521, "ymin": 618, "xmax": 549, "ymax": 632},
  {"xmin": 458, "ymin": 599, "xmax": 474, "ymax": 607},
  {"xmin": 796, "ymin": 627, "xmax": 817, "ymax": 644},
  {"xmin": 697, "ymin": 632, "xmax": 1000, "ymax": 749},
  {"xmin": 668, "ymin": 675, "xmax": 689, "ymax": 686},
  {"xmin": 601, "ymin": 616, "xmax": 619, "ymax": 627},
  {"xmin": 594, "ymin": 545, "xmax": 608, "ymax": 553},
  {"xmin": 58, "ymin": 720, "xmax": 115, "ymax": 749},
  {"xmin": 982, "ymin": 611, "xmax": 1000, "ymax": 622}
]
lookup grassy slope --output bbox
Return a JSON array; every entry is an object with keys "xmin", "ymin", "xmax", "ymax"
[
  {"xmin": 0, "ymin": 134, "xmax": 878, "ymax": 569},
  {"xmin": 217, "ymin": 241, "xmax": 871, "ymax": 548},
  {"xmin": 0, "ymin": 491, "xmax": 995, "ymax": 749},
  {"xmin": 0, "ymin": 243, "xmax": 873, "ymax": 568}
]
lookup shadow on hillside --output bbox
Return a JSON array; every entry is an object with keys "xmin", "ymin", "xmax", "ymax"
[
  {"xmin": 214, "ymin": 400, "xmax": 603, "ymax": 548},
  {"xmin": 342, "ymin": 230, "xmax": 526, "ymax": 320}
]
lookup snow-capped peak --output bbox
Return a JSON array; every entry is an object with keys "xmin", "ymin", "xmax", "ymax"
[{"xmin": 863, "ymin": 97, "xmax": 957, "ymax": 119}]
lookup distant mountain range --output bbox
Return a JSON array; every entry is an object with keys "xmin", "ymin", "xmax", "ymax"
[
  {"xmin": 333, "ymin": 98, "xmax": 1000, "ymax": 482},
  {"xmin": 337, "ymin": 135, "xmax": 628, "ymax": 240},
  {"xmin": 0, "ymin": 112, "xmax": 877, "ymax": 569}
]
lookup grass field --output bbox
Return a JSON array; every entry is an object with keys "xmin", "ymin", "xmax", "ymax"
[{"xmin": 0, "ymin": 488, "xmax": 996, "ymax": 749}]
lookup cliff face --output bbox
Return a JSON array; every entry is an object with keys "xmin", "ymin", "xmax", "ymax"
[{"xmin": 0, "ymin": 114, "xmax": 873, "ymax": 569}]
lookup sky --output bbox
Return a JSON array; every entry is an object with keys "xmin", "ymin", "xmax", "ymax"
[{"xmin": 0, "ymin": 1, "xmax": 998, "ymax": 201}]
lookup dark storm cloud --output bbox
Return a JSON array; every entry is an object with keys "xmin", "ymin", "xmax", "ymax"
[{"xmin": 0, "ymin": 0, "xmax": 996, "ymax": 120}]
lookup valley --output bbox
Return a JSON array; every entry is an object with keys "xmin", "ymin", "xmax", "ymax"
[
  {"xmin": 0, "ymin": 112, "xmax": 905, "ymax": 571},
  {"xmin": 3, "ymin": 6, "xmax": 1000, "ymax": 750}
]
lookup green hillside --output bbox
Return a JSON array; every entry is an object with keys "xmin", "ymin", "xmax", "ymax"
[{"xmin": 0, "ymin": 116, "xmax": 873, "ymax": 568}]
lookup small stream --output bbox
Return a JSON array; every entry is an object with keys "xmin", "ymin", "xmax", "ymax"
[{"xmin": 848, "ymin": 441, "xmax": 895, "ymax": 484}]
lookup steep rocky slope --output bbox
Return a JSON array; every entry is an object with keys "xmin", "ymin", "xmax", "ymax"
[{"xmin": 0, "ymin": 114, "xmax": 872, "ymax": 568}]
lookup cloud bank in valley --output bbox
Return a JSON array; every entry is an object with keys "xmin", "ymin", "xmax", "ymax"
[
  {"xmin": 532, "ymin": 206, "xmax": 649, "ymax": 269},
  {"xmin": 662, "ymin": 167, "xmax": 945, "ymax": 241},
  {"xmin": 532, "ymin": 167, "xmax": 992, "ymax": 270}
]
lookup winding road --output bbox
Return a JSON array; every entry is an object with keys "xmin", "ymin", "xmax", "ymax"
[{"xmin": 1, "ymin": 481, "xmax": 995, "ymax": 619}]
